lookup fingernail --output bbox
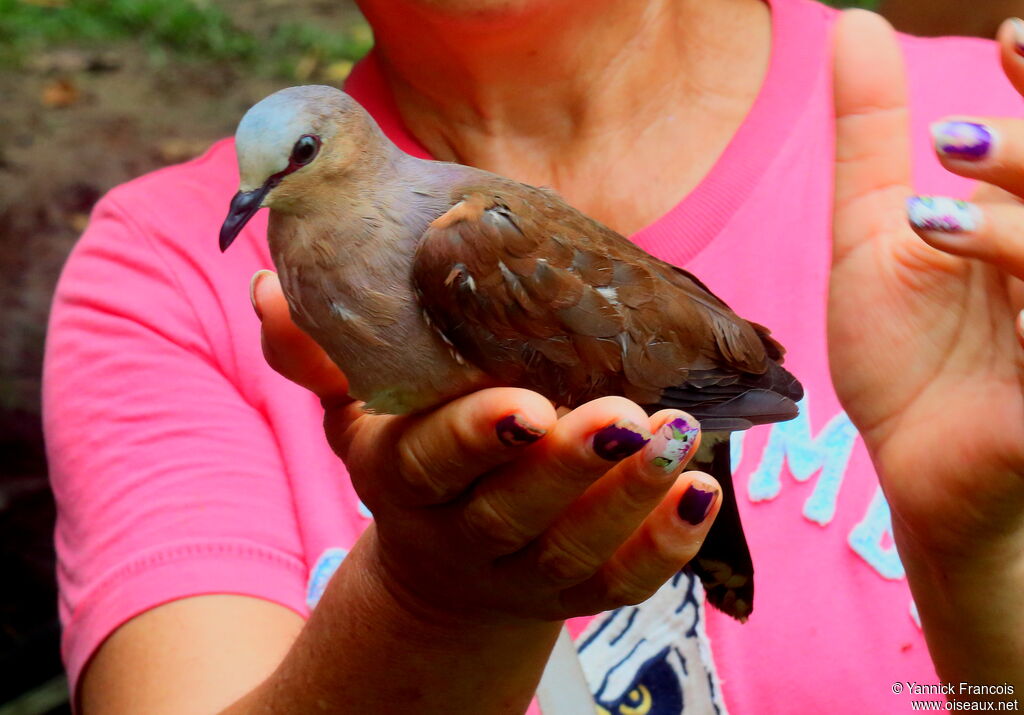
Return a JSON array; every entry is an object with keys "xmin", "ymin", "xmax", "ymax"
[
  {"xmin": 931, "ymin": 121, "xmax": 993, "ymax": 160},
  {"xmin": 645, "ymin": 414, "xmax": 700, "ymax": 473},
  {"xmin": 496, "ymin": 413, "xmax": 547, "ymax": 447},
  {"xmin": 907, "ymin": 196, "xmax": 981, "ymax": 233},
  {"xmin": 592, "ymin": 419, "xmax": 651, "ymax": 461},
  {"xmin": 1011, "ymin": 18, "xmax": 1024, "ymax": 56},
  {"xmin": 249, "ymin": 269, "xmax": 273, "ymax": 320},
  {"xmin": 677, "ymin": 478, "xmax": 718, "ymax": 525}
]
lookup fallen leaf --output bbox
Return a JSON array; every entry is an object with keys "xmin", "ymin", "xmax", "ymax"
[{"xmin": 41, "ymin": 77, "xmax": 80, "ymax": 108}]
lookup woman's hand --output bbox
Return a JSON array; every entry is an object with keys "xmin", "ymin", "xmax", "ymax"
[
  {"xmin": 251, "ymin": 269, "xmax": 719, "ymax": 625},
  {"xmin": 830, "ymin": 11, "xmax": 1024, "ymax": 688}
]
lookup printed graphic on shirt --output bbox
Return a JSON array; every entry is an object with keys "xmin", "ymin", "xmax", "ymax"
[
  {"xmin": 742, "ymin": 396, "xmax": 904, "ymax": 579},
  {"xmin": 577, "ymin": 570, "xmax": 726, "ymax": 714},
  {"xmin": 739, "ymin": 394, "xmax": 916, "ymax": 622},
  {"xmin": 306, "ymin": 546, "xmax": 348, "ymax": 610}
]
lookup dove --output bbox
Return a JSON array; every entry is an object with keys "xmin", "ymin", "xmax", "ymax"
[{"xmin": 219, "ymin": 85, "xmax": 803, "ymax": 622}]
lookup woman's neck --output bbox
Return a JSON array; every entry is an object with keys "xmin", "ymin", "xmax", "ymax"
[{"xmin": 357, "ymin": 0, "xmax": 772, "ymax": 233}]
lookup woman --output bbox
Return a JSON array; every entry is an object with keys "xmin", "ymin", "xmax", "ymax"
[{"xmin": 44, "ymin": 0, "xmax": 1024, "ymax": 712}]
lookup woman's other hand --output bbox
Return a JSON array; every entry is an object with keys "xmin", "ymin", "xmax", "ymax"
[{"xmin": 830, "ymin": 10, "xmax": 1024, "ymax": 691}]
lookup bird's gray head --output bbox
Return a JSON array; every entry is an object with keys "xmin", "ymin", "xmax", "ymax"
[{"xmin": 220, "ymin": 85, "xmax": 373, "ymax": 251}]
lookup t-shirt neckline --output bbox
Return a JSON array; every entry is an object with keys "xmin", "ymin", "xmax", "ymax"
[{"xmin": 343, "ymin": 0, "xmax": 828, "ymax": 263}]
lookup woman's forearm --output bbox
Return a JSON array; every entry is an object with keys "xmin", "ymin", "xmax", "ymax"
[{"xmin": 221, "ymin": 530, "xmax": 562, "ymax": 714}]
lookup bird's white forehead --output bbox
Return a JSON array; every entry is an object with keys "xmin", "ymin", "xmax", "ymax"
[{"xmin": 234, "ymin": 90, "xmax": 317, "ymax": 191}]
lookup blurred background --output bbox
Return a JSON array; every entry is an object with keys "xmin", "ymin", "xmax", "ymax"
[{"xmin": 0, "ymin": 0, "xmax": 1001, "ymax": 711}]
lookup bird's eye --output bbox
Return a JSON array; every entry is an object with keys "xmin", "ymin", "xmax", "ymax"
[{"xmin": 290, "ymin": 134, "xmax": 320, "ymax": 166}]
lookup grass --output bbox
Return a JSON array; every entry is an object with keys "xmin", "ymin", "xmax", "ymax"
[{"xmin": 0, "ymin": 0, "xmax": 373, "ymax": 76}]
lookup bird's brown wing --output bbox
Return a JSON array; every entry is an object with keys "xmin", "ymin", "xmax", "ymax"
[{"xmin": 412, "ymin": 182, "xmax": 800, "ymax": 427}]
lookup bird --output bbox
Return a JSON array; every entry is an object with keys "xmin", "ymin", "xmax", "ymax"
[{"xmin": 219, "ymin": 85, "xmax": 803, "ymax": 622}]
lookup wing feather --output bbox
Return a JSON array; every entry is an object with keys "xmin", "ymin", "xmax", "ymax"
[{"xmin": 412, "ymin": 180, "xmax": 800, "ymax": 419}]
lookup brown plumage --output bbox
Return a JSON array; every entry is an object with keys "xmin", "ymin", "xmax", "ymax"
[{"xmin": 220, "ymin": 85, "xmax": 804, "ymax": 621}]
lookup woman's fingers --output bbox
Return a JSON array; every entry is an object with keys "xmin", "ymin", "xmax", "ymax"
[
  {"xmin": 517, "ymin": 411, "xmax": 701, "ymax": 588},
  {"xmin": 559, "ymin": 472, "xmax": 722, "ymax": 616},
  {"xmin": 928, "ymin": 20, "xmax": 1024, "ymax": 203},
  {"xmin": 251, "ymin": 270, "xmax": 351, "ymax": 404},
  {"xmin": 458, "ymin": 396, "xmax": 653, "ymax": 558},
  {"xmin": 907, "ymin": 196, "xmax": 1024, "ymax": 279},
  {"xmin": 931, "ymin": 117, "xmax": 1024, "ymax": 199},
  {"xmin": 387, "ymin": 388, "xmax": 557, "ymax": 506},
  {"xmin": 999, "ymin": 18, "xmax": 1024, "ymax": 99},
  {"xmin": 832, "ymin": 10, "xmax": 917, "ymax": 266}
]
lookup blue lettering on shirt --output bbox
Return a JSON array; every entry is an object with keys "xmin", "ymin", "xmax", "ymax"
[
  {"xmin": 747, "ymin": 397, "xmax": 858, "ymax": 525},
  {"xmin": 742, "ymin": 394, "xmax": 905, "ymax": 581},
  {"xmin": 306, "ymin": 547, "xmax": 348, "ymax": 610},
  {"xmin": 848, "ymin": 486, "xmax": 905, "ymax": 579}
]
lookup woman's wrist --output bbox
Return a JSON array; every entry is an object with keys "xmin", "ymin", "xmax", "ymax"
[
  {"xmin": 237, "ymin": 527, "xmax": 563, "ymax": 714},
  {"xmin": 895, "ymin": 526, "xmax": 1024, "ymax": 699},
  {"xmin": 345, "ymin": 524, "xmax": 564, "ymax": 640}
]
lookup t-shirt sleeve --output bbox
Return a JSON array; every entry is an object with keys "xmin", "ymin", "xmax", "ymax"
[{"xmin": 43, "ymin": 190, "xmax": 309, "ymax": 696}]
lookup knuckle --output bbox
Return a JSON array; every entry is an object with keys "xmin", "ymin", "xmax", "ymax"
[
  {"xmin": 650, "ymin": 519, "xmax": 703, "ymax": 562},
  {"xmin": 322, "ymin": 407, "xmax": 369, "ymax": 462},
  {"xmin": 618, "ymin": 468, "xmax": 668, "ymax": 508},
  {"xmin": 550, "ymin": 453, "xmax": 606, "ymax": 489},
  {"xmin": 461, "ymin": 493, "xmax": 532, "ymax": 554},
  {"xmin": 260, "ymin": 334, "xmax": 290, "ymax": 377},
  {"xmin": 542, "ymin": 436, "xmax": 611, "ymax": 487},
  {"xmin": 605, "ymin": 569, "xmax": 659, "ymax": 607},
  {"xmin": 396, "ymin": 435, "xmax": 455, "ymax": 502},
  {"xmin": 536, "ymin": 533, "xmax": 603, "ymax": 586}
]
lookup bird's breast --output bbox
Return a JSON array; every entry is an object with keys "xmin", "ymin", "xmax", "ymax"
[{"xmin": 269, "ymin": 210, "xmax": 488, "ymax": 414}]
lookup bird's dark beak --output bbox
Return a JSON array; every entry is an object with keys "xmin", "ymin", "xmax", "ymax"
[{"xmin": 219, "ymin": 184, "xmax": 271, "ymax": 252}]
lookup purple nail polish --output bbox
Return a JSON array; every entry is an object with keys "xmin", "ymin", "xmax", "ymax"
[
  {"xmin": 677, "ymin": 483, "xmax": 717, "ymax": 525},
  {"xmin": 496, "ymin": 414, "xmax": 546, "ymax": 447},
  {"xmin": 592, "ymin": 420, "xmax": 651, "ymax": 461},
  {"xmin": 932, "ymin": 121, "xmax": 993, "ymax": 160}
]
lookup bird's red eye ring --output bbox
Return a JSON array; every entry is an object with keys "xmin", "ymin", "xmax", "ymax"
[{"xmin": 290, "ymin": 134, "xmax": 321, "ymax": 167}]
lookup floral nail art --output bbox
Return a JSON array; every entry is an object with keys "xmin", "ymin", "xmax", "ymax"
[
  {"xmin": 931, "ymin": 121, "xmax": 993, "ymax": 160},
  {"xmin": 647, "ymin": 415, "xmax": 700, "ymax": 473},
  {"xmin": 907, "ymin": 196, "xmax": 981, "ymax": 233}
]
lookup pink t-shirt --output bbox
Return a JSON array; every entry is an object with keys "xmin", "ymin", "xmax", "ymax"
[{"xmin": 43, "ymin": 0, "xmax": 1022, "ymax": 711}]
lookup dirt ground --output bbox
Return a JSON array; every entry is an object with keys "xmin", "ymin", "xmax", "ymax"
[
  {"xmin": 0, "ymin": 1, "xmax": 364, "ymax": 705},
  {"xmin": 0, "ymin": 0, "xmax": 366, "ymax": 414}
]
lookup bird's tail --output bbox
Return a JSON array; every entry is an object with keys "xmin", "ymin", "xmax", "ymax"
[{"xmin": 687, "ymin": 432, "xmax": 753, "ymax": 622}]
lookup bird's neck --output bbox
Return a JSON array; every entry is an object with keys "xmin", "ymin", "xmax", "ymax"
[{"xmin": 278, "ymin": 149, "xmax": 449, "ymax": 267}]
